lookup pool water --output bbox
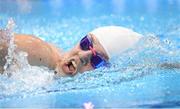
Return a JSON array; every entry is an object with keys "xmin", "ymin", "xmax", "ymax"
[{"xmin": 0, "ymin": 0, "xmax": 180, "ymax": 108}]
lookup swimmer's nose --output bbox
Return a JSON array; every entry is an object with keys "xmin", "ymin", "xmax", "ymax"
[{"xmin": 78, "ymin": 50, "xmax": 92, "ymax": 66}]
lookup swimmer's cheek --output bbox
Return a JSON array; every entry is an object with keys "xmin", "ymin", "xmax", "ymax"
[{"xmin": 78, "ymin": 63, "xmax": 94, "ymax": 73}]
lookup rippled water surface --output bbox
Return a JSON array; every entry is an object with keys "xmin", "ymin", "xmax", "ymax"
[{"xmin": 0, "ymin": 0, "xmax": 180, "ymax": 108}]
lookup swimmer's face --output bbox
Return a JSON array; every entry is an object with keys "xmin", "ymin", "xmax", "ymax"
[{"xmin": 55, "ymin": 34, "xmax": 109, "ymax": 76}]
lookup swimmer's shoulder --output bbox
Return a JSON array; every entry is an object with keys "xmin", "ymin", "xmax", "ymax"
[
  {"xmin": 14, "ymin": 34, "xmax": 43, "ymax": 42},
  {"xmin": 48, "ymin": 43, "xmax": 63, "ymax": 56}
]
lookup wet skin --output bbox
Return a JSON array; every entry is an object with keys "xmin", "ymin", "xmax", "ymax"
[{"xmin": 0, "ymin": 31, "xmax": 109, "ymax": 76}]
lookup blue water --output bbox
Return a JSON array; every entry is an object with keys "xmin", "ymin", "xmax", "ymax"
[{"xmin": 0, "ymin": 0, "xmax": 180, "ymax": 108}]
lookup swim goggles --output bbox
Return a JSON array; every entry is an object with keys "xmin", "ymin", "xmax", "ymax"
[{"xmin": 80, "ymin": 35, "xmax": 107, "ymax": 69}]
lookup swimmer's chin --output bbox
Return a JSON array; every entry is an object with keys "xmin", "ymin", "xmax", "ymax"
[
  {"xmin": 54, "ymin": 62, "xmax": 77, "ymax": 77},
  {"xmin": 54, "ymin": 67, "xmax": 67, "ymax": 77}
]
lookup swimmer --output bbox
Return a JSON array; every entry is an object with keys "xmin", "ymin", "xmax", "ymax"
[{"xmin": 0, "ymin": 26, "xmax": 179, "ymax": 76}]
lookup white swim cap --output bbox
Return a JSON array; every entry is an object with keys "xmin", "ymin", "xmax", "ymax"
[{"xmin": 90, "ymin": 26, "xmax": 142, "ymax": 58}]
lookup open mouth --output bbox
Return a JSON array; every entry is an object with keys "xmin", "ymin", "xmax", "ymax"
[{"xmin": 62, "ymin": 59, "xmax": 77, "ymax": 75}]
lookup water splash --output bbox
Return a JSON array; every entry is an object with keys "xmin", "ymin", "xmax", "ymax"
[
  {"xmin": 0, "ymin": 30, "xmax": 179, "ymax": 100},
  {"xmin": 3, "ymin": 18, "xmax": 17, "ymax": 74},
  {"xmin": 0, "ymin": 17, "xmax": 179, "ymax": 102},
  {"xmin": 36, "ymin": 35, "xmax": 180, "ymax": 95},
  {"xmin": 0, "ymin": 19, "xmax": 54, "ymax": 100}
]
